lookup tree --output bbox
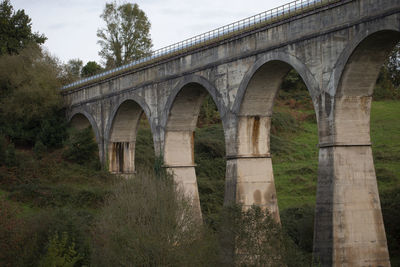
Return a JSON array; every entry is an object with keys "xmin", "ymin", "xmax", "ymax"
[
  {"xmin": 0, "ymin": 0, "xmax": 46, "ymax": 55},
  {"xmin": 97, "ymin": 1, "xmax": 152, "ymax": 68},
  {"xmin": 81, "ymin": 61, "xmax": 102, "ymax": 77},
  {"xmin": 0, "ymin": 45, "xmax": 67, "ymax": 147},
  {"xmin": 387, "ymin": 43, "xmax": 400, "ymax": 88},
  {"xmin": 64, "ymin": 58, "xmax": 83, "ymax": 81}
]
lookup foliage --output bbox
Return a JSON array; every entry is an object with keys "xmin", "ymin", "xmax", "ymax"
[
  {"xmin": 374, "ymin": 66, "xmax": 400, "ymax": 100},
  {"xmin": 217, "ymin": 205, "xmax": 308, "ymax": 266},
  {"xmin": 386, "ymin": 43, "xmax": 400, "ymax": 88},
  {"xmin": 0, "ymin": 135, "xmax": 17, "ymax": 166},
  {"xmin": 380, "ymin": 186, "xmax": 400, "ymax": 263},
  {"xmin": 195, "ymin": 124, "xmax": 226, "ymax": 227},
  {"xmin": 63, "ymin": 127, "xmax": 99, "ymax": 166},
  {"xmin": 0, "ymin": 0, "xmax": 46, "ymax": 55},
  {"xmin": 97, "ymin": 1, "xmax": 152, "ymax": 68},
  {"xmin": 198, "ymin": 95, "xmax": 221, "ymax": 127},
  {"xmin": 135, "ymin": 124, "xmax": 155, "ymax": 171},
  {"xmin": 0, "ymin": 45, "xmax": 67, "ymax": 147},
  {"xmin": 0, "ymin": 197, "xmax": 27, "ymax": 267},
  {"xmin": 39, "ymin": 232, "xmax": 82, "ymax": 267},
  {"xmin": 81, "ymin": 61, "xmax": 102, "ymax": 78},
  {"xmin": 64, "ymin": 58, "xmax": 83, "ymax": 82},
  {"xmin": 33, "ymin": 140, "xmax": 46, "ymax": 159},
  {"xmin": 280, "ymin": 205, "xmax": 315, "ymax": 254},
  {"xmin": 91, "ymin": 168, "xmax": 218, "ymax": 266}
]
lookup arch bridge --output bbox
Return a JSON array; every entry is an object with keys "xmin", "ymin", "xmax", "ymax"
[{"xmin": 63, "ymin": 0, "xmax": 400, "ymax": 265}]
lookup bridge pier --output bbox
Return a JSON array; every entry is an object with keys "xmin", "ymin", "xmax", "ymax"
[
  {"xmin": 314, "ymin": 95, "xmax": 390, "ymax": 266},
  {"xmin": 163, "ymin": 130, "xmax": 202, "ymax": 219},
  {"xmin": 225, "ymin": 156, "xmax": 279, "ymax": 221},
  {"xmin": 108, "ymin": 141, "xmax": 136, "ymax": 174},
  {"xmin": 314, "ymin": 144, "xmax": 390, "ymax": 266}
]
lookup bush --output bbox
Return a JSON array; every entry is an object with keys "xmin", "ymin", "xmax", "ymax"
[
  {"xmin": 33, "ymin": 140, "xmax": 47, "ymax": 159},
  {"xmin": 380, "ymin": 187, "xmax": 400, "ymax": 261},
  {"xmin": 39, "ymin": 232, "xmax": 82, "ymax": 267},
  {"xmin": 0, "ymin": 197, "xmax": 27, "ymax": 267},
  {"xmin": 217, "ymin": 205, "xmax": 309, "ymax": 266},
  {"xmin": 0, "ymin": 46, "xmax": 67, "ymax": 148},
  {"xmin": 280, "ymin": 205, "xmax": 315, "ymax": 254},
  {"xmin": 63, "ymin": 127, "xmax": 99, "ymax": 166},
  {"xmin": 91, "ymin": 168, "xmax": 218, "ymax": 266}
]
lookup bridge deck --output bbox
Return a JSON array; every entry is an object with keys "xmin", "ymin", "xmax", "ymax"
[{"xmin": 61, "ymin": 0, "xmax": 341, "ymax": 91}]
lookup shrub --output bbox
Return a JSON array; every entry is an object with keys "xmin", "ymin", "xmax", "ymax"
[
  {"xmin": 0, "ymin": 197, "xmax": 26, "ymax": 267},
  {"xmin": 91, "ymin": 168, "xmax": 218, "ymax": 266},
  {"xmin": 33, "ymin": 140, "xmax": 47, "ymax": 159},
  {"xmin": 280, "ymin": 205, "xmax": 315, "ymax": 254},
  {"xmin": 380, "ymin": 187, "xmax": 400, "ymax": 260},
  {"xmin": 63, "ymin": 127, "xmax": 99, "ymax": 166},
  {"xmin": 39, "ymin": 232, "xmax": 82, "ymax": 267},
  {"xmin": 217, "ymin": 205, "xmax": 308, "ymax": 266}
]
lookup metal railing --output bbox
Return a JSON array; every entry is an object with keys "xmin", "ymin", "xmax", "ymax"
[{"xmin": 62, "ymin": 0, "xmax": 338, "ymax": 90}]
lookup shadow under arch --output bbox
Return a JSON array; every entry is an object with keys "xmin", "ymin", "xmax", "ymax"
[
  {"xmin": 162, "ymin": 74, "xmax": 227, "ymax": 219},
  {"xmin": 105, "ymin": 95, "xmax": 153, "ymax": 174},
  {"xmin": 313, "ymin": 29, "xmax": 400, "ymax": 266}
]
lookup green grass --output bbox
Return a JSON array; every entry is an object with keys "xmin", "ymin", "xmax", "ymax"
[
  {"xmin": 272, "ymin": 110, "xmax": 319, "ymax": 210},
  {"xmin": 371, "ymin": 101, "xmax": 400, "ymax": 192}
]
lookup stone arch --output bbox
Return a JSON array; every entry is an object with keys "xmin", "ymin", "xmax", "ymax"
[
  {"xmin": 328, "ymin": 26, "xmax": 400, "ymax": 96},
  {"xmin": 228, "ymin": 53, "xmax": 318, "ymax": 220},
  {"xmin": 162, "ymin": 74, "xmax": 227, "ymax": 128},
  {"xmin": 162, "ymin": 74, "xmax": 226, "ymax": 218},
  {"xmin": 105, "ymin": 95, "xmax": 153, "ymax": 174},
  {"xmin": 331, "ymin": 29, "xmax": 400, "ymax": 146},
  {"xmin": 68, "ymin": 109, "xmax": 101, "ymax": 145},
  {"xmin": 68, "ymin": 110, "xmax": 103, "ymax": 163},
  {"xmin": 313, "ymin": 29, "xmax": 400, "ymax": 266},
  {"xmin": 233, "ymin": 51, "xmax": 320, "ymax": 116}
]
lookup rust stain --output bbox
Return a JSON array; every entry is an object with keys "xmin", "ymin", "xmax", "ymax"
[
  {"xmin": 263, "ymin": 184, "xmax": 280, "ymax": 222},
  {"xmin": 191, "ymin": 131, "xmax": 195, "ymax": 164},
  {"xmin": 253, "ymin": 189, "xmax": 262, "ymax": 205},
  {"xmin": 110, "ymin": 143, "xmax": 116, "ymax": 172},
  {"xmin": 360, "ymin": 96, "xmax": 370, "ymax": 114},
  {"xmin": 252, "ymin": 116, "xmax": 260, "ymax": 155},
  {"xmin": 115, "ymin": 142, "xmax": 124, "ymax": 173}
]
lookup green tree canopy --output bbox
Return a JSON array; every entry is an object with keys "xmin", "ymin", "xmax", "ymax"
[
  {"xmin": 0, "ymin": 45, "xmax": 67, "ymax": 147},
  {"xmin": 387, "ymin": 43, "xmax": 400, "ymax": 88},
  {"xmin": 81, "ymin": 61, "xmax": 103, "ymax": 77},
  {"xmin": 97, "ymin": 1, "xmax": 152, "ymax": 68},
  {"xmin": 0, "ymin": 0, "xmax": 46, "ymax": 55},
  {"xmin": 64, "ymin": 58, "xmax": 83, "ymax": 81}
]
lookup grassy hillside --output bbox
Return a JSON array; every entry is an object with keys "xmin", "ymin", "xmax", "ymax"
[
  {"xmin": 191, "ymin": 99, "xmax": 400, "ymax": 263},
  {"xmin": 0, "ymin": 100, "xmax": 398, "ymax": 266}
]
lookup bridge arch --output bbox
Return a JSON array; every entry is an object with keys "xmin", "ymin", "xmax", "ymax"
[
  {"xmin": 233, "ymin": 51, "xmax": 320, "ymax": 116},
  {"xmin": 105, "ymin": 95, "xmax": 153, "ymax": 174},
  {"xmin": 162, "ymin": 74, "xmax": 227, "ymax": 126},
  {"xmin": 162, "ymin": 74, "xmax": 226, "ymax": 218},
  {"xmin": 68, "ymin": 110, "xmax": 103, "ymax": 163},
  {"xmin": 314, "ymin": 29, "xmax": 400, "ymax": 266},
  {"xmin": 228, "ymin": 53, "xmax": 318, "ymax": 220},
  {"xmin": 329, "ymin": 26, "xmax": 400, "ymax": 96},
  {"xmin": 68, "ymin": 110, "xmax": 101, "ymax": 145}
]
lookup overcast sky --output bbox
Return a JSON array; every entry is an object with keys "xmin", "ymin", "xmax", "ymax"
[{"xmin": 12, "ymin": 0, "xmax": 286, "ymax": 65}]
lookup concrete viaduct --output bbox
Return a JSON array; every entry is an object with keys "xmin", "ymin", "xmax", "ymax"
[{"xmin": 62, "ymin": 0, "xmax": 400, "ymax": 265}]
